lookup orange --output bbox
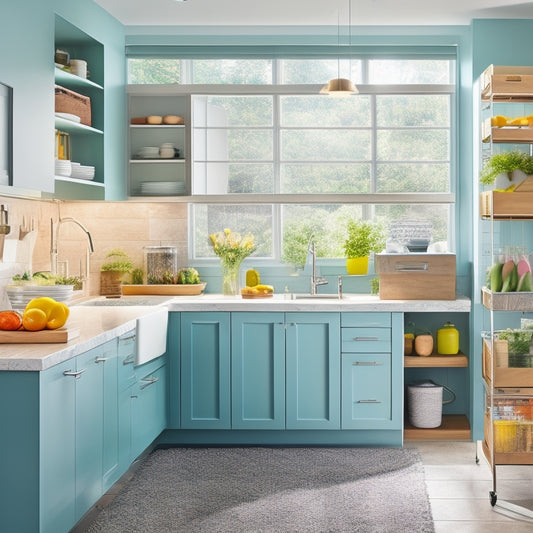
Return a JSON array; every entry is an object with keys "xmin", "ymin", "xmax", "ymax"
[
  {"xmin": 46, "ymin": 302, "xmax": 70, "ymax": 330},
  {"xmin": 22, "ymin": 308, "xmax": 48, "ymax": 331}
]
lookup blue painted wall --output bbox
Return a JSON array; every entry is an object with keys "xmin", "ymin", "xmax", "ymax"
[{"xmin": 469, "ymin": 19, "xmax": 533, "ymax": 440}]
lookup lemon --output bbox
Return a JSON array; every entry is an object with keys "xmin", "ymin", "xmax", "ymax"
[
  {"xmin": 25, "ymin": 297, "xmax": 58, "ymax": 319},
  {"xmin": 491, "ymin": 115, "xmax": 508, "ymax": 128},
  {"xmin": 245, "ymin": 269, "xmax": 260, "ymax": 287},
  {"xmin": 46, "ymin": 302, "xmax": 70, "ymax": 330},
  {"xmin": 22, "ymin": 308, "xmax": 48, "ymax": 331}
]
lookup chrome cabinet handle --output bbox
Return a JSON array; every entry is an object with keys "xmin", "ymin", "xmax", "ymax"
[
  {"xmin": 353, "ymin": 336, "xmax": 379, "ymax": 341},
  {"xmin": 95, "ymin": 357, "xmax": 108, "ymax": 363},
  {"xmin": 120, "ymin": 333, "xmax": 136, "ymax": 342},
  {"xmin": 122, "ymin": 354, "xmax": 134, "ymax": 365},
  {"xmin": 354, "ymin": 361, "xmax": 383, "ymax": 366},
  {"xmin": 63, "ymin": 369, "xmax": 86, "ymax": 379},
  {"xmin": 140, "ymin": 377, "xmax": 158, "ymax": 390},
  {"xmin": 394, "ymin": 262, "xmax": 428, "ymax": 272},
  {"xmin": 357, "ymin": 399, "xmax": 381, "ymax": 403}
]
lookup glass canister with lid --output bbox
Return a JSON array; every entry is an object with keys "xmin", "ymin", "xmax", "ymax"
[{"xmin": 144, "ymin": 246, "xmax": 178, "ymax": 284}]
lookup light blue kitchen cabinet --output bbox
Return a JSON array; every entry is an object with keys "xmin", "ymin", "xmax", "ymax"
[
  {"xmin": 180, "ymin": 312, "xmax": 231, "ymax": 429},
  {"xmin": 40, "ymin": 359, "xmax": 77, "ymax": 533},
  {"xmin": 231, "ymin": 312, "xmax": 286, "ymax": 429},
  {"xmin": 117, "ymin": 330, "xmax": 137, "ymax": 477},
  {"xmin": 341, "ymin": 312, "xmax": 403, "ymax": 430},
  {"xmin": 285, "ymin": 312, "xmax": 341, "ymax": 430},
  {"xmin": 131, "ymin": 360, "xmax": 168, "ymax": 460},
  {"xmin": 74, "ymin": 347, "xmax": 105, "ymax": 521},
  {"xmin": 99, "ymin": 341, "xmax": 120, "ymax": 492},
  {"xmin": 167, "ymin": 312, "xmax": 181, "ymax": 428}
]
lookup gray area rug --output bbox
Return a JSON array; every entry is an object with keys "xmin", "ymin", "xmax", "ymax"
[{"xmin": 85, "ymin": 447, "xmax": 434, "ymax": 533}]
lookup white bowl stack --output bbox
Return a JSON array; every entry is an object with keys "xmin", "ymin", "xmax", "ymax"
[{"xmin": 7, "ymin": 285, "xmax": 75, "ymax": 310}]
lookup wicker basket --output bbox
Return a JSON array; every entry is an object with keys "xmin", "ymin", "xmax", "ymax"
[{"xmin": 55, "ymin": 84, "xmax": 91, "ymax": 126}]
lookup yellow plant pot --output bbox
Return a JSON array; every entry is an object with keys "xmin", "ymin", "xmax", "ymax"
[{"xmin": 346, "ymin": 256, "xmax": 369, "ymax": 275}]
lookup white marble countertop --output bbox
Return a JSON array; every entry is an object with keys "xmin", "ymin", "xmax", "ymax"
[
  {"xmin": 0, "ymin": 306, "xmax": 164, "ymax": 372},
  {"xmin": 0, "ymin": 293, "xmax": 471, "ymax": 372},
  {"xmin": 165, "ymin": 293, "xmax": 472, "ymax": 313}
]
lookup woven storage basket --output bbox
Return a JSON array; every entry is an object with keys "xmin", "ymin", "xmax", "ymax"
[
  {"xmin": 55, "ymin": 84, "xmax": 91, "ymax": 126},
  {"xmin": 407, "ymin": 380, "xmax": 456, "ymax": 428}
]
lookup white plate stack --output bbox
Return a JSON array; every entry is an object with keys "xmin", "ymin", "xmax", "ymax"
[
  {"xmin": 71, "ymin": 162, "xmax": 95, "ymax": 180},
  {"xmin": 55, "ymin": 160, "xmax": 72, "ymax": 177},
  {"xmin": 140, "ymin": 181, "xmax": 186, "ymax": 196},
  {"xmin": 137, "ymin": 146, "xmax": 160, "ymax": 159},
  {"xmin": 6, "ymin": 284, "xmax": 75, "ymax": 310}
]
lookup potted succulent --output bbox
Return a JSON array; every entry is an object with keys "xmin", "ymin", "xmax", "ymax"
[
  {"xmin": 100, "ymin": 248, "xmax": 133, "ymax": 297},
  {"xmin": 480, "ymin": 150, "xmax": 533, "ymax": 189},
  {"xmin": 343, "ymin": 219, "xmax": 386, "ymax": 275}
]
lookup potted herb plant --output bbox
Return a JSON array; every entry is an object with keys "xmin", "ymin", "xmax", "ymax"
[
  {"xmin": 343, "ymin": 220, "xmax": 386, "ymax": 275},
  {"xmin": 100, "ymin": 248, "xmax": 133, "ymax": 297},
  {"xmin": 480, "ymin": 150, "xmax": 533, "ymax": 189}
]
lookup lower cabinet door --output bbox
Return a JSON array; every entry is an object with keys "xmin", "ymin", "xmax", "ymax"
[
  {"xmin": 180, "ymin": 312, "xmax": 231, "ymax": 429},
  {"xmin": 131, "ymin": 364, "xmax": 167, "ymax": 460},
  {"xmin": 75, "ymin": 349, "xmax": 104, "ymax": 522},
  {"xmin": 286, "ymin": 313, "xmax": 341, "ymax": 429},
  {"xmin": 40, "ymin": 359, "xmax": 77, "ymax": 533},
  {"xmin": 341, "ymin": 353, "xmax": 393, "ymax": 429},
  {"xmin": 231, "ymin": 312, "xmax": 285, "ymax": 429}
]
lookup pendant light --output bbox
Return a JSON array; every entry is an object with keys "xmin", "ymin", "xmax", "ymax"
[{"xmin": 320, "ymin": 0, "xmax": 358, "ymax": 96}]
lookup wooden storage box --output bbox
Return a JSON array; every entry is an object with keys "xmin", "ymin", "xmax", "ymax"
[
  {"xmin": 55, "ymin": 84, "xmax": 91, "ymax": 126},
  {"xmin": 482, "ymin": 337, "xmax": 533, "ymax": 387},
  {"xmin": 480, "ymin": 191, "xmax": 533, "ymax": 220},
  {"xmin": 376, "ymin": 253, "xmax": 456, "ymax": 300},
  {"xmin": 482, "ymin": 117, "xmax": 533, "ymax": 144},
  {"xmin": 481, "ymin": 65, "xmax": 533, "ymax": 100},
  {"xmin": 482, "ymin": 287, "xmax": 533, "ymax": 311}
]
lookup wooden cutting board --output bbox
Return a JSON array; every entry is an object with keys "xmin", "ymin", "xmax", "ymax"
[{"xmin": 0, "ymin": 328, "xmax": 80, "ymax": 343}]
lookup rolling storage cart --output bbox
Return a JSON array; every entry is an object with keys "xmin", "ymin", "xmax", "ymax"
[{"xmin": 479, "ymin": 64, "xmax": 533, "ymax": 521}]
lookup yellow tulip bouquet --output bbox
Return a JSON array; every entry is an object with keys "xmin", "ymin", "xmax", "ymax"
[{"xmin": 209, "ymin": 229, "xmax": 256, "ymax": 295}]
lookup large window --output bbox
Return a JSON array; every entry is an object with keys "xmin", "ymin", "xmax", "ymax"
[{"xmin": 128, "ymin": 56, "xmax": 456, "ymax": 266}]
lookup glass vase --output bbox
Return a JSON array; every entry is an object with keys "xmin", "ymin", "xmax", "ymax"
[{"xmin": 221, "ymin": 259, "xmax": 242, "ymax": 296}]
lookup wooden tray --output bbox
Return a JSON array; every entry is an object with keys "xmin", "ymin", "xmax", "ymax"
[
  {"xmin": 0, "ymin": 327, "xmax": 80, "ymax": 344},
  {"xmin": 241, "ymin": 293, "xmax": 274, "ymax": 299},
  {"xmin": 122, "ymin": 283, "xmax": 206, "ymax": 296}
]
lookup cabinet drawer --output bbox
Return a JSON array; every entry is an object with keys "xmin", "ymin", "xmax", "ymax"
[
  {"xmin": 341, "ymin": 312, "xmax": 391, "ymax": 328},
  {"xmin": 342, "ymin": 328, "xmax": 391, "ymax": 352},
  {"xmin": 342, "ymin": 353, "xmax": 392, "ymax": 429}
]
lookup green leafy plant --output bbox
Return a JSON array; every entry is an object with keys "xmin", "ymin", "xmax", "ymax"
[
  {"xmin": 370, "ymin": 277, "xmax": 380, "ymax": 295},
  {"xmin": 100, "ymin": 249, "xmax": 133, "ymax": 273},
  {"xmin": 480, "ymin": 150, "xmax": 533, "ymax": 185},
  {"xmin": 343, "ymin": 220, "xmax": 386, "ymax": 259},
  {"xmin": 129, "ymin": 268, "xmax": 144, "ymax": 285}
]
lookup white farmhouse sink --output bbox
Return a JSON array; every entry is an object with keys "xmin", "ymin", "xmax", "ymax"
[{"xmin": 135, "ymin": 307, "xmax": 169, "ymax": 365}]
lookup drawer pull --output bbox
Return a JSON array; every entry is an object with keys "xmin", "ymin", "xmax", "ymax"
[
  {"xmin": 354, "ymin": 361, "xmax": 383, "ymax": 366},
  {"xmin": 95, "ymin": 357, "xmax": 108, "ymax": 363},
  {"xmin": 63, "ymin": 369, "xmax": 86, "ymax": 379},
  {"xmin": 357, "ymin": 399, "xmax": 381, "ymax": 404},
  {"xmin": 394, "ymin": 261, "xmax": 428, "ymax": 272},
  {"xmin": 123, "ymin": 355, "xmax": 135, "ymax": 366},
  {"xmin": 120, "ymin": 333, "xmax": 136, "ymax": 342},
  {"xmin": 140, "ymin": 376, "xmax": 158, "ymax": 390},
  {"xmin": 353, "ymin": 336, "xmax": 379, "ymax": 341}
]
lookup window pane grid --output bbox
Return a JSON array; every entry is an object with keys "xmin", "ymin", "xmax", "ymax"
[{"xmin": 182, "ymin": 57, "xmax": 456, "ymax": 260}]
